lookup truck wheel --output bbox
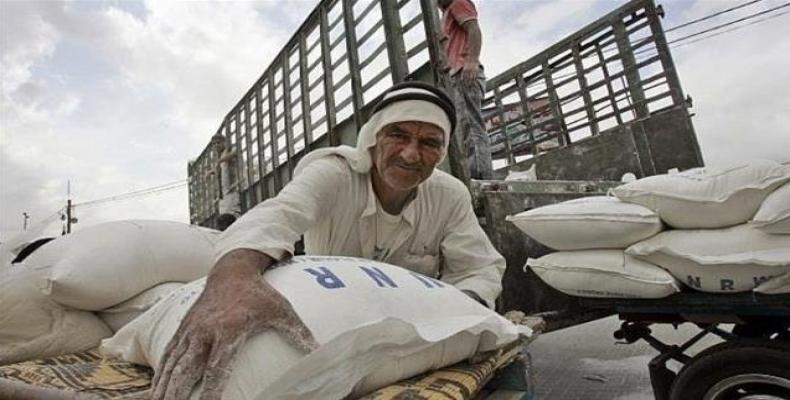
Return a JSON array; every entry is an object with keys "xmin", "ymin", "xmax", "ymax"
[{"xmin": 668, "ymin": 340, "xmax": 790, "ymax": 400}]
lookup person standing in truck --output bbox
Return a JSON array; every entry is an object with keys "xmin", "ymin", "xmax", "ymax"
[
  {"xmin": 438, "ymin": 0, "xmax": 493, "ymax": 180},
  {"xmin": 150, "ymin": 82, "xmax": 506, "ymax": 399}
]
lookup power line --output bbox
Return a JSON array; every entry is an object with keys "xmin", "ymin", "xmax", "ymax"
[
  {"xmin": 73, "ymin": 179, "xmax": 188, "ymax": 207},
  {"xmin": 633, "ymin": 4, "xmax": 790, "ymax": 59},
  {"xmin": 668, "ymin": 2, "xmax": 790, "ymax": 45},
  {"xmin": 74, "ymin": 185, "xmax": 188, "ymax": 210},
  {"xmin": 666, "ymin": 0, "xmax": 765, "ymax": 32},
  {"xmin": 669, "ymin": 8, "xmax": 790, "ymax": 50}
]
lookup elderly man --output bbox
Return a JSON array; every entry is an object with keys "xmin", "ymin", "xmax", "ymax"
[{"xmin": 151, "ymin": 82, "xmax": 505, "ymax": 399}]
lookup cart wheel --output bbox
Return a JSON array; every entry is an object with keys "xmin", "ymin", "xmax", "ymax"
[{"xmin": 669, "ymin": 340, "xmax": 790, "ymax": 400}]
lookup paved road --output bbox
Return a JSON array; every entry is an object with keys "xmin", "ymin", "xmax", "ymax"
[{"xmin": 527, "ymin": 316, "xmax": 724, "ymax": 400}]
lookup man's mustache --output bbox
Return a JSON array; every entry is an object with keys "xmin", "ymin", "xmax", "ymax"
[{"xmin": 390, "ymin": 158, "xmax": 424, "ymax": 171}]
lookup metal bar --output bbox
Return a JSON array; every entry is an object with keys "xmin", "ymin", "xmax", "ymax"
[
  {"xmin": 335, "ymin": 96, "xmax": 354, "ymax": 112},
  {"xmin": 319, "ymin": 5, "xmax": 340, "ymax": 146},
  {"xmin": 266, "ymin": 71, "xmax": 282, "ymax": 191},
  {"xmin": 246, "ymin": 97, "xmax": 260, "ymax": 204},
  {"xmin": 312, "ymin": 115, "xmax": 328, "ymax": 129},
  {"xmin": 359, "ymin": 41, "xmax": 388, "ymax": 70},
  {"xmin": 405, "ymin": 41, "xmax": 429, "ymax": 58},
  {"xmin": 354, "ymin": 0, "xmax": 379, "ymax": 25},
  {"xmin": 646, "ymin": 1, "xmax": 686, "ymax": 109},
  {"xmin": 564, "ymin": 40, "xmax": 594, "ymax": 136},
  {"xmin": 402, "ymin": 13, "xmax": 423, "ymax": 33},
  {"xmin": 419, "ymin": 0, "xmax": 443, "ymax": 84},
  {"xmin": 329, "ymin": 31, "xmax": 345, "ymax": 51},
  {"xmin": 298, "ymin": 31, "xmax": 314, "ymax": 151},
  {"xmin": 514, "ymin": 76, "xmax": 537, "ymax": 156},
  {"xmin": 356, "ymin": 19, "xmax": 384, "ymax": 47},
  {"xmin": 381, "ymin": 0, "xmax": 409, "ymax": 82},
  {"xmin": 542, "ymin": 60, "xmax": 571, "ymax": 145},
  {"xmin": 333, "ymin": 73, "xmax": 352, "ymax": 91},
  {"xmin": 613, "ymin": 17, "xmax": 649, "ymax": 118},
  {"xmin": 308, "ymin": 76, "xmax": 324, "ymax": 92},
  {"xmin": 290, "ymin": 95, "xmax": 303, "ymax": 109},
  {"xmin": 328, "ymin": 13, "xmax": 343, "ymax": 32},
  {"xmin": 592, "ymin": 10, "xmax": 647, "ymax": 51},
  {"xmin": 361, "ymin": 68, "xmax": 392, "ymax": 92},
  {"xmin": 306, "ymin": 35, "xmax": 321, "ymax": 54},
  {"xmin": 341, "ymin": 0, "xmax": 366, "ymax": 131},
  {"xmin": 493, "ymin": 87, "xmax": 515, "ymax": 165},
  {"xmin": 281, "ymin": 52, "xmax": 296, "ymax": 178},
  {"xmin": 331, "ymin": 53, "xmax": 349, "ymax": 71},
  {"xmin": 310, "ymin": 96, "xmax": 326, "ymax": 111},
  {"xmin": 306, "ymin": 56, "xmax": 322, "ymax": 74}
]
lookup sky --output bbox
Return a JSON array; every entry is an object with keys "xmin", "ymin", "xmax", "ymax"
[{"xmin": 1, "ymin": 0, "xmax": 789, "ymax": 239}]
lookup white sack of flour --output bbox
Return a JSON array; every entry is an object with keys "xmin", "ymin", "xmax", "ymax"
[
  {"xmin": 0, "ymin": 267, "xmax": 112, "ymax": 365},
  {"xmin": 98, "ymin": 282, "xmax": 184, "ymax": 332},
  {"xmin": 626, "ymin": 224, "xmax": 790, "ymax": 293},
  {"xmin": 22, "ymin": 220, "xmax": 220, "ymax": 311},
  {"xmin": 507, "ymin": 196, "xmax": 662, "ymax": 250},
  {"xmin": 754, "ymin": 272, "xmax": 790, "ymax": 294},
  {"xmin": 101, "ymin": 256, "xmax": 525, "ymax": 400},
  {"xmin": 526, "ymin": 250, "xmax": 679, "ymax": 299},
  {"xmin": 612, "ymin": 159, "xmax": 790, "ymax": 229},
  {"xmin": 751, "ymin": 182, "xmax": 790, "ymax": 234}
]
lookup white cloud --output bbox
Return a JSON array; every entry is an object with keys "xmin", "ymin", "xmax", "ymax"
[
  {"xmin": 1, "ymin": 0, "xmax": 788, "ymax": 238},
  {"xmin": 669, "ymin": 0, "xmax": 790, "ymax": 164},
  {"xmin": 1, "ymin": 0, "xmax": 303, "ymax": 233}
]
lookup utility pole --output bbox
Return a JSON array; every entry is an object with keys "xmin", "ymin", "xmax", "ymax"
[
  {"xmin": 66, "ymin": 179, "xmax": 74, "ymax": 234},
  {"xmin": 22, "ymin": 212, "xmax": 29, "ymax": 231},
  {"xmin": 66, "ymin": 199, "xmax": 72, "ymax": 234}
]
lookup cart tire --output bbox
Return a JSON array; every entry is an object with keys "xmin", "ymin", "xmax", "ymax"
[{"xmin": 669, "ymin": 340, "xmax": 790, "ymax": 400}]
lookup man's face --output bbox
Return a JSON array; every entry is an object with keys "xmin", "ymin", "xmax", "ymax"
[{"xmin": 371, "ymin": 121, "xmax": 444, "ymax": 193}]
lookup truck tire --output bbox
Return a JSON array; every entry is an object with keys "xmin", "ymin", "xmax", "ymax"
[{"xmin": 669, "ymin": 340, "xmax": 790, "ymax": 400}]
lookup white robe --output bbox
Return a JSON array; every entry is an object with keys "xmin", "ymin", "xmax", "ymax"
[{"xmin": 216, "ymin": 156, "xmax": 505, "ymax": 307}]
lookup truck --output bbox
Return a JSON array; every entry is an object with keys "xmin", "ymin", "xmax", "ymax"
[{"xmin": 186, "ymin": 0, "xmax": 789, "ymax": 399}]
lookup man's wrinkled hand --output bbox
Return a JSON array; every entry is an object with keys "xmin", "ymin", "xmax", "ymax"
[{"xmin": 150, "ymin": 252, "xmax": 319, "ymax": 400}]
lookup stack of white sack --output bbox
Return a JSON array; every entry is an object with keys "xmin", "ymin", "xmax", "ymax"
[
  {"xmin": 101, "ymin": 256, "xmax": 526, "ymax": 400},
  {"xmin": 508, "ymin": 196, "xmax": 676, "ymax": 298},
  {"xmin": 0, "ymin": 220, "xmax": 218, "ymax": 365},
  {"xmin": 0, "ymin": 266, "xmax": 112, "ymax": 365},
  {"xmin": 612, "ymin": 160, "xmax": 790, "ymax": 294}
]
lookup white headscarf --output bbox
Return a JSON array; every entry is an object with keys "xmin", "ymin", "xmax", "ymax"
[{"xmin": 294, "ymin": 86, "xmax": 453, "ymax": 175}]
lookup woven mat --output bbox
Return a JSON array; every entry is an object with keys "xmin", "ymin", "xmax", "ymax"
[
  {"xmin": 0, "ymin": 350, "xmax": 152, "ymax": 399},
  {"xmin": 359, "ymin": 341, "xmax": 523, "ymax": 400},
  {"xmin": 0, "ymin": 341, "xmax": 524, "ymax": 400}
]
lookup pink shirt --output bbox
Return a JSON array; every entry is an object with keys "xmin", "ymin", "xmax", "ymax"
[{"xmin": 441, "ymin": 0, "xmax": 478, "ymax": 75}]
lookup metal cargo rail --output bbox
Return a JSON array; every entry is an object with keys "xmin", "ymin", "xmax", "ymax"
[
  {"xmin": 189, "ymin": 0, "xmax": 445, "ymax": 227},
  {"xmin": 189, "ymin": 0, "xmax": 702, "ymax": 227}
]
